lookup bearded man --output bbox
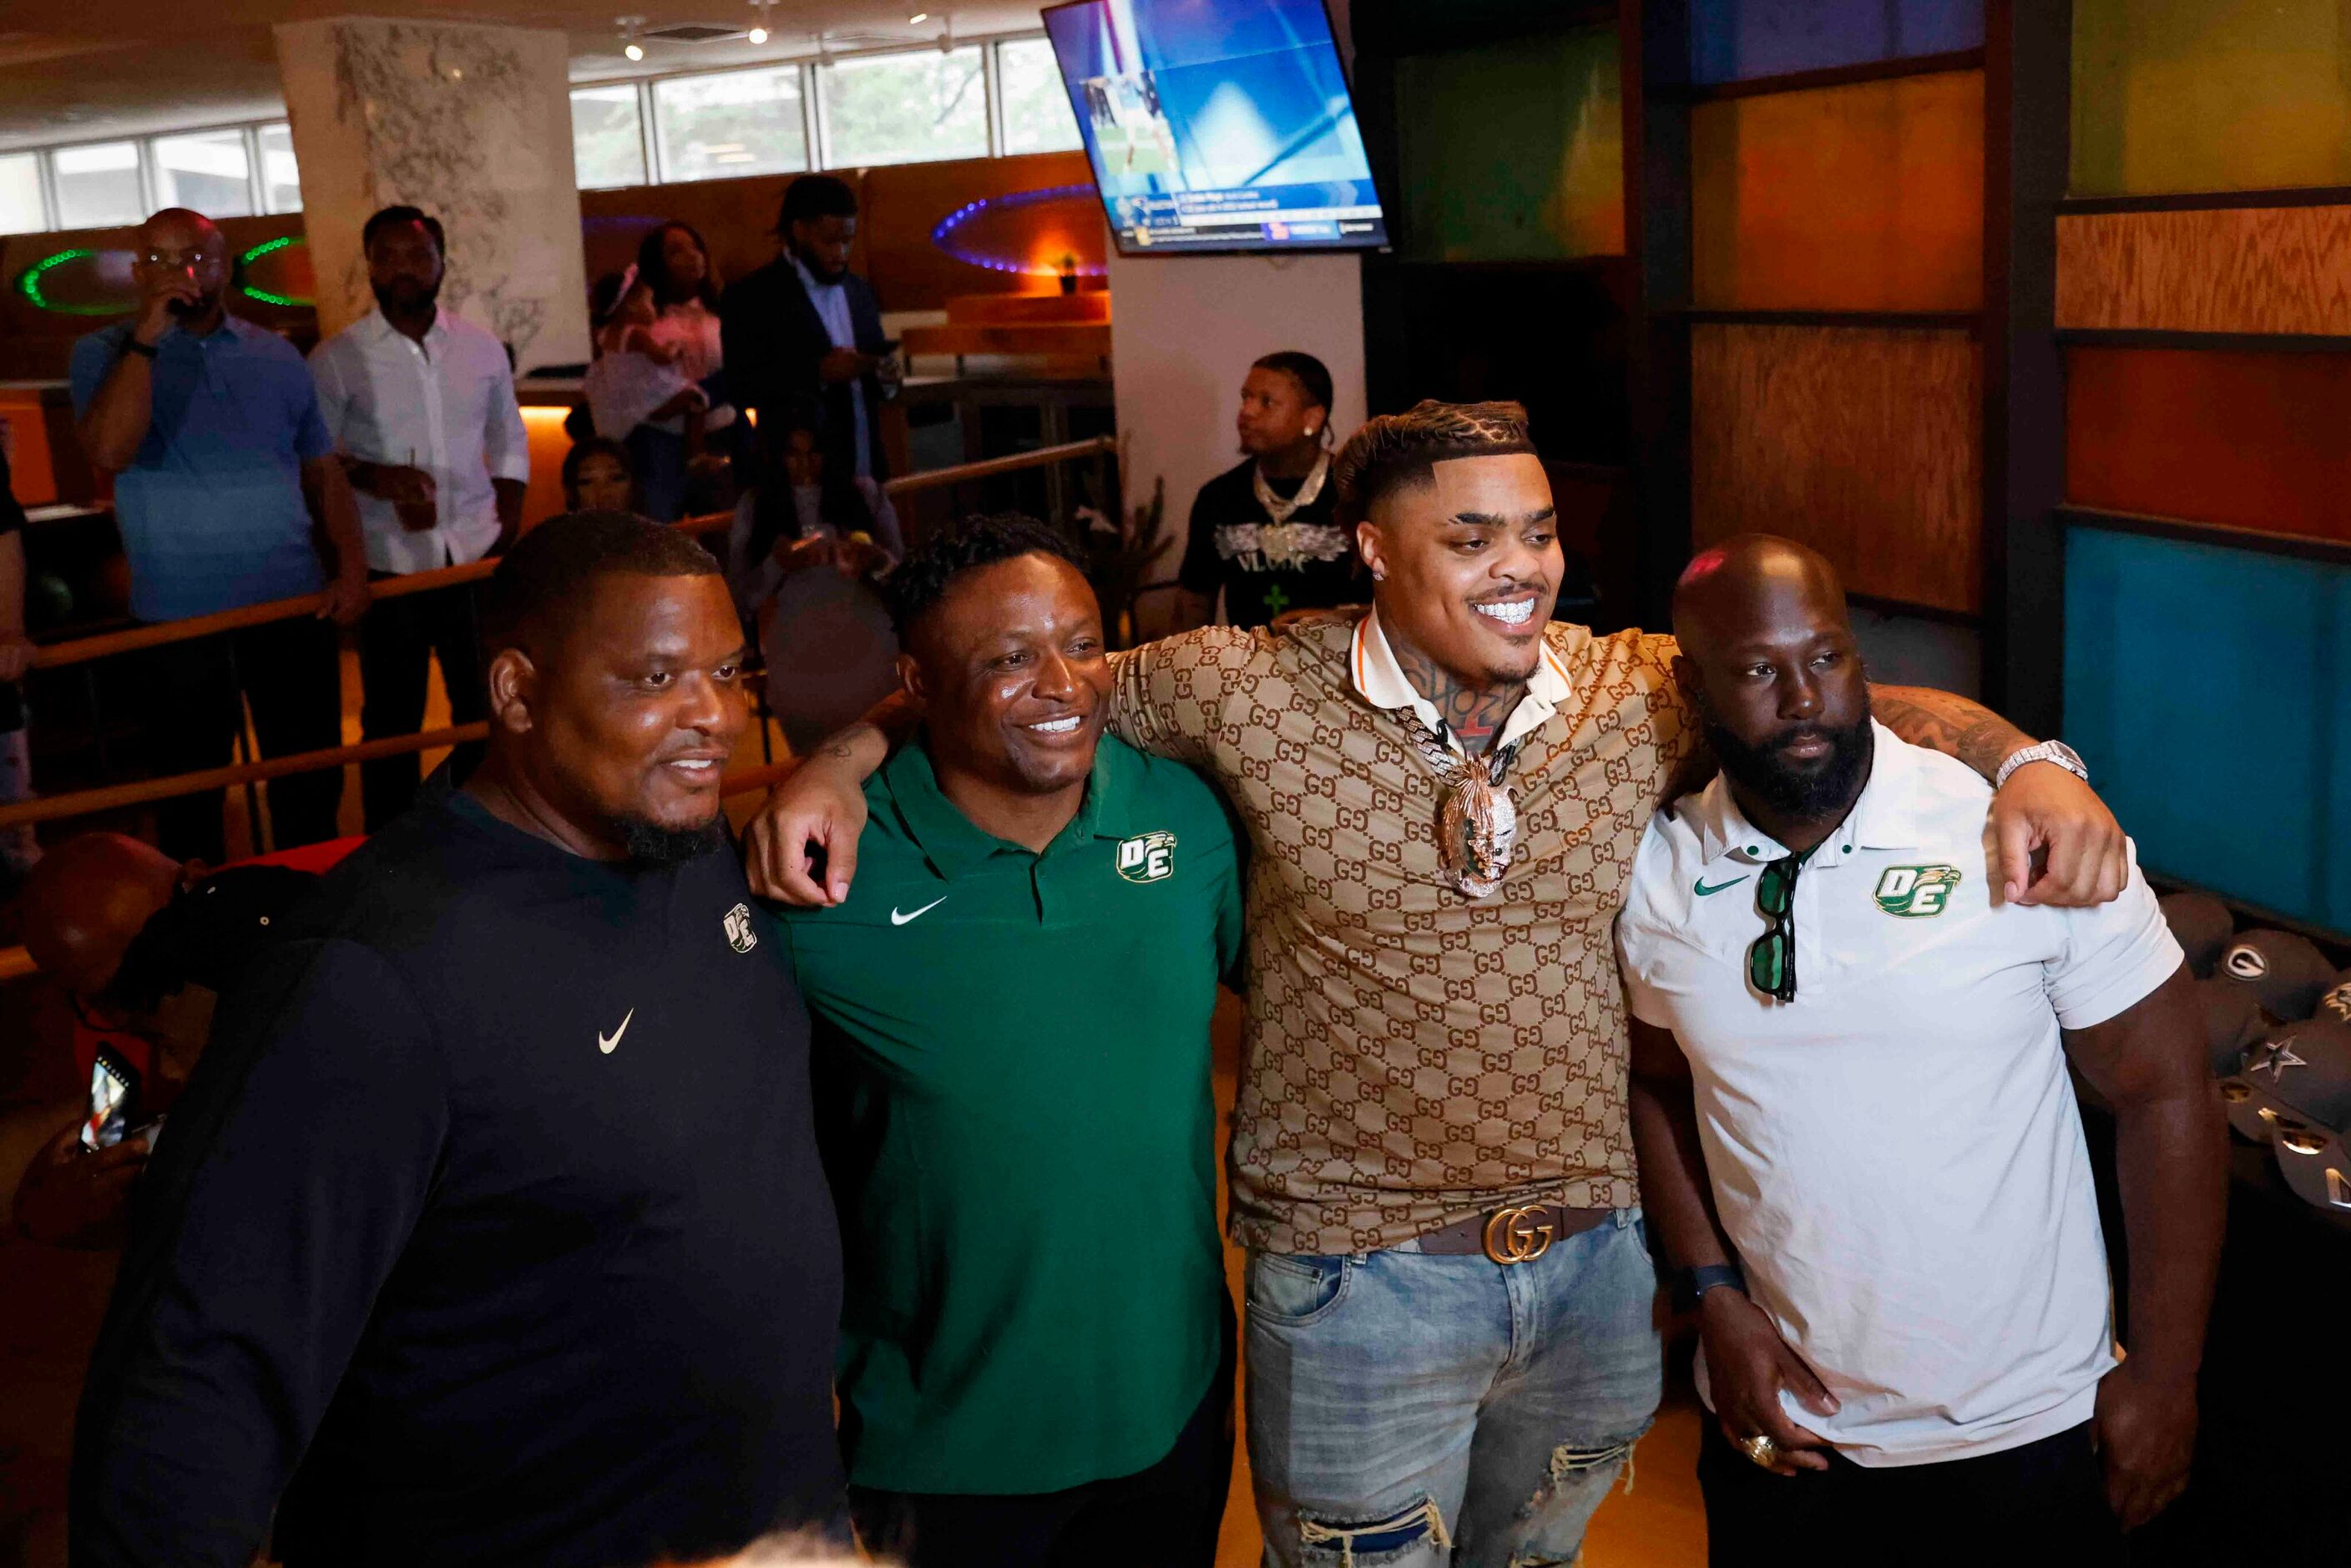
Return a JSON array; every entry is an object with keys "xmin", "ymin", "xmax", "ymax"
[
  {"xmin": 73, "ymin": 513, "xmax": 844, "ymax": 1567},
  {"xmin": 310, "ymin": 204, "xmax": 530, "ymax": 829}
]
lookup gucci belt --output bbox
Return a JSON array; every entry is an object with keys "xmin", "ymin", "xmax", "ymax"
[{"xmin": 1414, "ymin": 1202, "xmax": 1612, "ymax": 1264}]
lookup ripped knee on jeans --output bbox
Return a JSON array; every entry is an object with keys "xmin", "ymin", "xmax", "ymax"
[
  {"xmin": 1546, "ymin": 1434, "xmax": 1640, "ymax": 1492},
  {"xmin": 1297, "ymin": 1495, "xmax": 1451, "ymax": 1566}
]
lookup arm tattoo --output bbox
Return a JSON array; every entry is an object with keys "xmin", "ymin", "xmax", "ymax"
[
  {"xmin": 1386, "ymin": 628, "xmax": 1528, "ymax": 757},
  {"xmin": 1868, "ymin": 685, "xmax": 2035, "ymax": 782}
]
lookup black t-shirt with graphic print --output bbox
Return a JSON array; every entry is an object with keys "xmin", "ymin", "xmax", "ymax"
[{"xmin": 1176, "ymin": 457, "xmax": 1361, "ymax": 630}]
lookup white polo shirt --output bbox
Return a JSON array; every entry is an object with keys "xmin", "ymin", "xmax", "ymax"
[{"xmin": 1616, "ymin": 722, "xmax": 2182, "ymax": 1467}]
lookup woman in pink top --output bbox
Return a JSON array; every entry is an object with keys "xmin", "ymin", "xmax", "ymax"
[{"xmin": 596, "ymin": 222, "xmax": 735, "ymax": 518}]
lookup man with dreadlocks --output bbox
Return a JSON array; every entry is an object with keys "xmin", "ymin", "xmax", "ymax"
[{"xmin": 748, "ymin": 401, "xmax": 2131, "ymax": 1567}]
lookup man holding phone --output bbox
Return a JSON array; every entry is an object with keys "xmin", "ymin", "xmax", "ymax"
[
  {"xmin": 722, "ymin": 175, "xmax": 897, "ymax": 487},
  {"xmin": 70, "ymin": 207, "xmax": 370, "ymax": 862}
]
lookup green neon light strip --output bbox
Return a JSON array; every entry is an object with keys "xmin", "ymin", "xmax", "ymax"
[
  {"xmin": 14, "ymin": 248, "xmax": 134, "ymax": 316},
  {"xmin": 237, "ymin": 235, "xmax": 313, "ymax": 307}
]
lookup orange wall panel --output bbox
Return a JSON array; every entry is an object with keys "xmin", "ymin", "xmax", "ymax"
[
  {"xmin": 2065, "ymin": 346, "xmax": 2351, "ymax": 541},
  {"xmin": 1691, "ymin": 323, "xmax": 1982, "ymax": 613},
  {"xmin": 1691, "ymin": 69, "xmax": 1984, "ymax": 312}
]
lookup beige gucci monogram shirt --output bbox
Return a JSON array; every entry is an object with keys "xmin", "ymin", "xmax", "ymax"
[{"xmin": 1110, "ymin": 612, "xmax": 1694, "ymax": 1255}]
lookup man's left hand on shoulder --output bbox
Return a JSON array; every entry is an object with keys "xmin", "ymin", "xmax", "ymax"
[
  {"xmin": 2094, "ymin": 1361, "xmax": 2197, "ymax": 1530},
  {"xmin": 1989, "ymin": 758, "xmax": 2126, "ymax": 908}
]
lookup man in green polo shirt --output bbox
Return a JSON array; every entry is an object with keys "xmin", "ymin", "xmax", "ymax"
[{"xmin": 771, "ymin": 513, "xmax": 1243, "ymax": 1568}]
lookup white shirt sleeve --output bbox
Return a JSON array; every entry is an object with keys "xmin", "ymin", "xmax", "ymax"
[
  {"xmin": 1615, "ymin": 821, "xmax": 1681, "ymax": 1029},
  {"xmin": 1615, "ymin": 912, "xmax": 1677, "ymax": 1029},
  {"xmin": 2043, "ymin": 853, "xmax": 2187, "ymax": 1030},
  {"xmin": 483, "ymin": 356, "xmax": 531, "ymax": 484}
]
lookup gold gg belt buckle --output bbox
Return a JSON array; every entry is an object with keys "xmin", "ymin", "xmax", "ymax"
[{"xmin": 1481, "ymin": 1202, "xmax": 1557, "ymax": 1265}]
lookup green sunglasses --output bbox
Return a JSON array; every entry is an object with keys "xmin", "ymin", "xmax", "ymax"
[{"xmin": 1747, "ymin": 852, "xmax": 1805, "ymax": 1002}]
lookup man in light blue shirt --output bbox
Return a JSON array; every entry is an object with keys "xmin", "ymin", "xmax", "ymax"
[{"xmin": 71, "ymin": 207, "xmax": 368, "ymax": 861}]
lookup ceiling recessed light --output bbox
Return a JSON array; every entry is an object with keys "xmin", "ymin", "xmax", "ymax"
[{"xmin": 909, "ymin": 12, "xmax": 928, "ymax": 23}]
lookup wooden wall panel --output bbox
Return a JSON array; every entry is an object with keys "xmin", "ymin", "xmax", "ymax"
[
  {"xmin": 2065, "ymin": 346, "xmax": 2351, "ymax": 541},
  {"xmin": 1691, "ymin": 71, "xmax": 1984, "ymax": 311},
  {"xmin": 2072, "ymin": 0, "xmax": 2351, "ymax": 197},
  {"xmin": 2057, "ymin": 206, "xmax": 2351, "ymax": 333},
  {"xmin": 1691, "ymin": 323, "xmax": 1982, "ymax": 613}
]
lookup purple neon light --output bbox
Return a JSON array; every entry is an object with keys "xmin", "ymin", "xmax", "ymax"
[{"xmin": 929, "ymin": 183, "xmax": 1106, "ymax": 277}]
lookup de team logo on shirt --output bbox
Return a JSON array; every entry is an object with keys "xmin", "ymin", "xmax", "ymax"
[
  {"xmin": 1874, "ymin": 865, "xmax": 1961, "ymax": 918},
  {"xmin": 1118, "ymin": 831, "xmax": 1177, "ymax": 884}
]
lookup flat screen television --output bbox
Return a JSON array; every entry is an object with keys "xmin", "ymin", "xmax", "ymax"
[{"xmin": 1042, "ymin": 0, "xmax": 1389, "ymax": 255}]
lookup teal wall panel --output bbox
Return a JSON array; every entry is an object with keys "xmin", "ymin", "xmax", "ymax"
[{"xmin": 2064, "ymin": 527, "xmax": 2351, "ymax": 933}]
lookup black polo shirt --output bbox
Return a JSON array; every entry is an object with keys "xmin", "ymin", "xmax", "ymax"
[
  {"xmin": 1176, "ymin": 457, "xmax": 1359, "ymax": 630},
  {"xmin": 73, "ymin": 780, "xmax": 844, "ymax": 1568}
]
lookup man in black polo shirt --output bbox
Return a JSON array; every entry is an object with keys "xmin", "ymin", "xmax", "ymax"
[
  {"xmin": 72, "ymin": 512, "xmax": 844, "ymax": 1567},
  {"xmin": 1172, "ymin": 351, "xmax": 1358, "ymax": 630}
]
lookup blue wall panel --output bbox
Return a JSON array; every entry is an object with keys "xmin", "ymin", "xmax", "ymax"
[
  {"xmin": 2063, "ymin": 527, "xmax": 2351, "ymax": 933},
  {"xmin": 1690, "ymin": 0, "xmax": 1984, "ymax": 83}
]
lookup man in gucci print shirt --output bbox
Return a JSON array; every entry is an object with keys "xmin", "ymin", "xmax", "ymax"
[{"xmin": 750, "ymin": 402, "xmax": 2131, "ymax": 1567}]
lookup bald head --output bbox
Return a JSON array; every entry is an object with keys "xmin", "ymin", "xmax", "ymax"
[
  {"xmin": 19, "ymin": 833, "xmax": 187, "ymax": 999},
  {"xmin": 1670, "ymin": 534, "xmax": 1873, "ymax": 829},
  {"xmin": 1672, "ymin": 534, "xmax": 1849, "ymax": 665},
  {"xmin": 138, "ymin": 207, "xmax": 223, "ymax": 255},
  {"xmin": 132, "ymin": 206, "xmax": 230, "ymax": 330}
]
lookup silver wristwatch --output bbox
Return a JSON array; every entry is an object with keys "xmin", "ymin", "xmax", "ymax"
[{"xmin": 1994, "ymin": 739, "xmax": 2089, "ymax": 791}]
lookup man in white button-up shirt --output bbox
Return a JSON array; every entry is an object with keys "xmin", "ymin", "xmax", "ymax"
[
  {"xmin": 1620, "ymin": 535, "xmax": 2223, "ymax": 1563},
  {"xmin": 311, "ymin": 206, "xmax": 529, "ymax": 828}
]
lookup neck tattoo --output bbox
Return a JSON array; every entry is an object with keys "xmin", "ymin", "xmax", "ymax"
[{"xmin": 1385, "ymin": 630, "xmax": 1524, "ymax": 758}]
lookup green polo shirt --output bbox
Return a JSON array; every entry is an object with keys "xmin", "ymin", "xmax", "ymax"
[{"xmin": 773, "ymin": 733, "xmax": 1243, "ymax": 1495}]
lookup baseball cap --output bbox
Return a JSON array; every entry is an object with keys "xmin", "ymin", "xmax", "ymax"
[
  {"xmin": 2160, "ymin": 892, "xmax": 2235, "ymax": 979},
  {"xmin": 2242, "ymin": 1016, "xmax": 2351, "ymax": 1129},
  {"xmin": 2317, "ymin": 969, "xmax": 2351, "ymax": 1026},
  {"xmin": 2215, "ymin": 928, "xmax": 2336, "ymax": 1020}
]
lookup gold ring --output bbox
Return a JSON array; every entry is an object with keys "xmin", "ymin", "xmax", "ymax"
[{"xmin": 1740, "ymin": 1434, "xmax": 1781, "ymax": 1469}]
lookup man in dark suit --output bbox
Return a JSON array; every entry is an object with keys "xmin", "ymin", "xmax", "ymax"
[{"xmin": 721, "ymin": 175, "xmax": 892, "ymax": 485}]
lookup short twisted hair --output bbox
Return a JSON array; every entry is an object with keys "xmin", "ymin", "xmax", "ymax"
[
  {"xmin": 1331, "ymin": 399, "xmax": 1536, "ymax": 526},
  {"xmin": 884, "ymin": 512, "xmax": 1088, "ymax": 639},
  {"xmin": 483, "ymin": 510, "xmax": 721, "ymax": 658}
]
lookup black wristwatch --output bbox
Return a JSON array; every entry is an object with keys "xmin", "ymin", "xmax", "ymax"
[
  {"xmin": 1671, "ymin": 1261, "xmax": 1747, "ymax": 1313},
  {"xmin": 124, "ymin": 336, "xmax": 159, "ymax": 360}
]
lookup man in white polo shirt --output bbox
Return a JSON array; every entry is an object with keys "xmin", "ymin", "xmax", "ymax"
[{"xmin": 1619, "ymin": 535, "xmax": 2224, "ymax": 1563}]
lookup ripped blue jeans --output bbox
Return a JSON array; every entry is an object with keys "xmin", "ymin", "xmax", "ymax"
[{"xmin": 1245, "ymin": 1211, "xmax": 1661, "ymax": 1568}]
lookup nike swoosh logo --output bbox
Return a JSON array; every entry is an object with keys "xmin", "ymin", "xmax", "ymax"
[
  {"xmin": 1693, "ymin": 876, "xmax": 1751, "ymax": 897},
  {"xmin": 891, "ymin": 898, "xmax": 948, "ymax": 927},
  {"xmin": 598, "ymin": 1008, "xmax": 634, "ymax": 1055}
]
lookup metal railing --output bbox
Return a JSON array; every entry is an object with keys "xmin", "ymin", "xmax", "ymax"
[{"xmin": 0, "ymin": 438, "xmax": 1125, "ymax": 984}]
